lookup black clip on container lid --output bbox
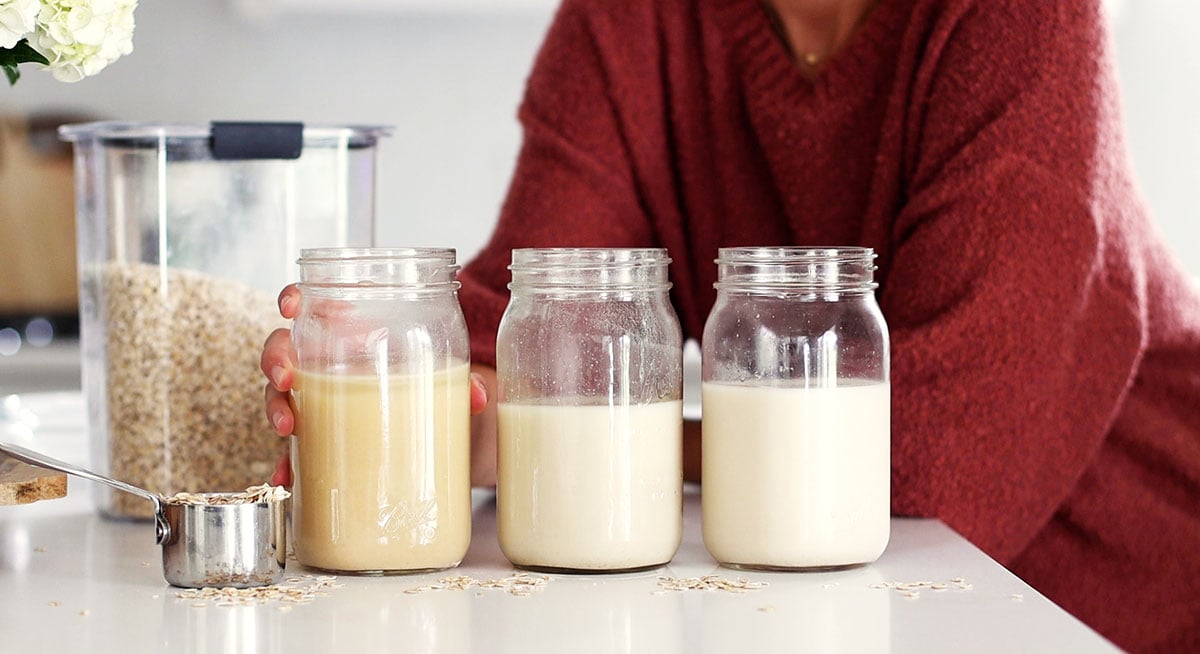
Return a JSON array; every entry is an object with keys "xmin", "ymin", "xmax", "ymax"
[{"xmin": 210, "ymin": 121, "xmax": 304, "ymax": 160}]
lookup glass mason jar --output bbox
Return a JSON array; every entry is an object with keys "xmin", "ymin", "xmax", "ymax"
[
  {"xmin": 496, "ymin": 248, "xmax": 684, "ymax": 573},
  {"xmin": 701, "ymin": 247, "xmax": 890, "ymax": 570},
  {"xmin": 290, "ymin": 248, "xmax": 471, "ymax": 574}
]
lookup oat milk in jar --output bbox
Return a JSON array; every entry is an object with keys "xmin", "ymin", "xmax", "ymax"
[
  {"xmin": 290, "ymin": 248, "xmax": 471, "ymax": 574},
  {"xmin": 701, "ymin": 247, "xmax": 890, "ymax": 569},
  {"xmin": 496, "ymin": 248, "xmax": 683, "ymax": 572}
]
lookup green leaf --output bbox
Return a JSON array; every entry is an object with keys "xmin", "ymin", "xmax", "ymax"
[{"xmin": 0, "ymin": 39, "xmax": 51, "ymax": 86}]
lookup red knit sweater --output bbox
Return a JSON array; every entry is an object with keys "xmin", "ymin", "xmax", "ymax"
[{"xmin": 457, "ymin": 0, "xmax": 1200, "ymax": 649}]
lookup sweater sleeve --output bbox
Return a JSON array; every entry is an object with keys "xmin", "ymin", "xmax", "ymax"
[
  {"xmin": 457, "ymin": 0, "xmax": 658, "ymax": 367},
  {"xmin": 883, "ymin": 0, "xmax": 1147, "ymax": 562}
]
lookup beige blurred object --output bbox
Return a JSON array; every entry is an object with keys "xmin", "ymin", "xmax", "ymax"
[
  {"xmin": 0, "ymin": 453, "xmax": 68, "ymax": 505},
  {"xmin": 0, "ymin": 113, "xmax": 79, "ymax": 315}
]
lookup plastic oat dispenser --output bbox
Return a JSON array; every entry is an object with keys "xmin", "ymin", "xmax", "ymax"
[{"xmin": 59, "ymin": 121, "xmax": 388, "ymax": 519}]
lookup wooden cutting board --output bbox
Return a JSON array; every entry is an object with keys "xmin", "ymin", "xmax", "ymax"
[{"xmin": 0, "ymin": 453, "xmax": 67, "ymax": 505}]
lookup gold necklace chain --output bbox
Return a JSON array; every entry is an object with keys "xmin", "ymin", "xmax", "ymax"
[
  {"xmin": 760, "ymin": 1, "xmax": 822, "ymax": 65},
  {"xmin": 759, "ymin": 0, "xmax": 878, "ymax": 68}
]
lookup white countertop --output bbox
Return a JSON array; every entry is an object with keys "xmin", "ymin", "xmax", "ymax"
[{"xmin": 0, "ymin": 392, "xmax": 1118, "ymax": 653}]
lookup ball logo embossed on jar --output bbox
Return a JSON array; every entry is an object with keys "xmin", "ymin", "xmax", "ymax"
[{"xmin": 701, "ymin": 247, "xmax": 891, "ymax": 570}]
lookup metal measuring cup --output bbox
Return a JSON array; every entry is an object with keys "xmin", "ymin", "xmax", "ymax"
[{"xmin": 0, "ymin": 442, "xmax": 287, "ymax": 588}]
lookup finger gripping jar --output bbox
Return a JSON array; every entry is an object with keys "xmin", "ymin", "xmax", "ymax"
[
  {"xmin": 496, "ymin": 248, "xmax": 683, "ymax": 573},
  {"xmin": 291, "ymin": 248, "xmax": 471, "ymax": 574},
  {"xmin": 701, "ymin": 247, "xmax": 890, "ymax": 570}
]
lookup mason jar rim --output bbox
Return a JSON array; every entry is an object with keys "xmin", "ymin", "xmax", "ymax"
[
  {"xmin": 298, "ymin": 247, "xmax": 456, "ymax": 262},
  {"xmin": 297, "ymin": 247, "xmax": 460, "ymax": 290},
  {"xmin": 508, "ymin": 247, "xmax": 672, "ymax": 292},
  {"xmin": 509, "ymin": 247, "xmax": 671, "ymax": 269},
  {"xmin": 715, "ymin": 246, "xmax": 876, "ymax": 264},
  {"xmin": 714, "ymin": 246, "xmax": 878, "ymax": 294}
]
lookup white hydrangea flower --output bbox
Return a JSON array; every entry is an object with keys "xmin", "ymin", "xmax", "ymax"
[
  {"xmin": 0, "ymin": 0, "xmax": 40, "ymax": 49},
  {"xmin": 32, "ymin": 0, "xmax": 138, "ymax": 82}
]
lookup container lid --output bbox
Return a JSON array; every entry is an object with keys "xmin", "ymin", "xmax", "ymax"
[{"xmin": 58, "ymin": 121, "xmax": 392, "ymax": 158}]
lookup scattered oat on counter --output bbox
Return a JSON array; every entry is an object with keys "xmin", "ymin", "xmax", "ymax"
[
  {"xmin": 33, "ymin": 547, "xmax": 46, "ymax": 553},
  {"xmin": 79, "ymin": 610, "xmax": 89, "ymax": 617},
  {"xmin": 162, "ymin": 484, "xmax": 291, "ymax": 505},
  {"xmin": 405, "ymin": 573, "xmax": 550, "ymax": 597},
  {"xmin": 653, "ymin": 575, "xmax": 768, "ymax": 594},
  {"xmin": 1011, "ymin": 593, "xmax": 1024, "ymax": 602},
  {"xmin": 175, "ymin": 574, "xmax": 341, "ymax": 607},
  {"xmin": 870, "ymin": 577, "xmax": 974, "ymax": 598}
]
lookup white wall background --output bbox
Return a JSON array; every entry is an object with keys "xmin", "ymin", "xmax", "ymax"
[
  {"xmin": 1110, "ymin": 0, "xmax": 1200, "ymax": 276},
  {"xmin": 1, "ymin": 0, "xmax": 1197, "ymax": 274},
  {"xmin": 1, "ymin": 0, "xmax": 557, "ymax": 264}
]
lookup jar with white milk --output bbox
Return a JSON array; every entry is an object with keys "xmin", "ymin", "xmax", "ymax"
[
  {"xmin": 290, "ymin": 248, "xmax": 471, "ymax": 574},
  {"xmin": 496, "ymin": 248, "xmax": 683, "ymax": 572},
  {"xmin": 701, "ymin": 247, "xmax": 890, "ymax": 570}
]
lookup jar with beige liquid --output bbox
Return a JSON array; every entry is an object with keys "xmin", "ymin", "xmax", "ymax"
[
  {"xmin": 290, "ymin": 248, "xmax": 471, "ymax": 574},
  {"xmin": 702, "ymin": 247, "xmax": 891, "ymax": 570},
  {"xmin": 496, "ymin": 248, "xmax": 684, "ymax": 573}
]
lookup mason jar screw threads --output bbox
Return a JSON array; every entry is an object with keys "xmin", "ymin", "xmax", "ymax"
[
  {"xmin": 701, "ymin": 247, "xmax": 890, "ymax": 570},
  {"xmin": 496, "ymin": 248, "xmax": 684, "ymax": 572},
  {"xmin": 290, "ymin": 248, "xmax": 471, "ymax": 574}
]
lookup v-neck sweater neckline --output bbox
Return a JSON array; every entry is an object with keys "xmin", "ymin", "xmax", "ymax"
[{"xmin": 713, "ymin": 0, "xmax": 905, "ymax": 101}]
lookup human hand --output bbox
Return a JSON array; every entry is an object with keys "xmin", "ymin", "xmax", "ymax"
[{"xmin": 260, "ymin": 283, "xmax": 492, "ymax": 487}]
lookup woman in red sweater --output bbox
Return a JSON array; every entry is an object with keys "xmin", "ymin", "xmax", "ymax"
[{"xmin": 263, "ymin": 0, "xmax": 1200, "ymax": 649}]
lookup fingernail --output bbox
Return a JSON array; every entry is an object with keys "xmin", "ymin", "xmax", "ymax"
[
  {"xmin": 271, "ymin": 366, "xmax": 286, "ymax": 388},
  {"xmin": 280, "ymin": 294, "xmax": 297, "ymax": 314},
  {"xmin": 271, "ymin": 411, "xmax": 286, "ymax": 433}
]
